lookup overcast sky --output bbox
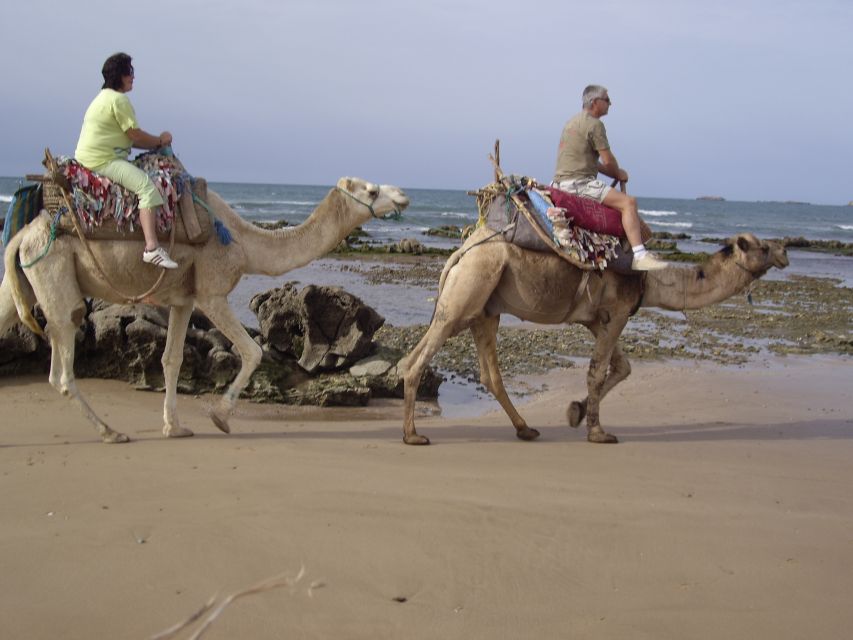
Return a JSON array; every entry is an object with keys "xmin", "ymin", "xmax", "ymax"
[{"xmin": 2, "ymin": 0, "xmax": 851, "ymax": 204}]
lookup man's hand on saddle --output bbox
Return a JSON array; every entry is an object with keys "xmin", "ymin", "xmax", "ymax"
[
  {"xmin": 157, "ymin": 131, "xmax": 173, "ymax": 148},
  {"xmin": 614, "ymin": 168, "xmax": 629, "ymax": 193}
]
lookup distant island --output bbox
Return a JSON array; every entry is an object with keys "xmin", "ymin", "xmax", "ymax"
[{"xmin": 697, "ymin": 195, "xmax": 725, "ymax": 201}]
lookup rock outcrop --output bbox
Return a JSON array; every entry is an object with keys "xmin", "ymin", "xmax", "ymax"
[{"xmin": 0, "ymin": 284, "xmax": 441, "ymax": 406}]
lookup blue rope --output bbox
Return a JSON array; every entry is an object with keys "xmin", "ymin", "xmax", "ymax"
[
  {"xmin": 20, "ymin": 210, "xmax": 63, "ymax": 269},
  {"xmin": 192, "ymin": 193, "xmax": 232, "ymax": 245}
]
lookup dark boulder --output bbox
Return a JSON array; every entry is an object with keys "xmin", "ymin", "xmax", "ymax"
[{"xmin": 1, "ymin": 283, "xmax": 440, "ymax": 407}]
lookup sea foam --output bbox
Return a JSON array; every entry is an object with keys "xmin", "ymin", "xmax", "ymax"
[
  {"xmin": 639, "ymin": 209, "xmax": 678, "ymax": 217},
  {"xmin": 649, "ymin": 221, "xmax": 693, "ymax": 228}
]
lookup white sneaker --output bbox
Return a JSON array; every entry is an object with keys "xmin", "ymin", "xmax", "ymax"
[
  {"xmin": 631, "ymin": 252, "xmax": 668, "ymax": 271},
  {"xmin": 143, "ymin": 246, "xmax": 179, "ymax": 269}
]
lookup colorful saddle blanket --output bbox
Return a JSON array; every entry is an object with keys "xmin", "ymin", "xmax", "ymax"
[
  {"xmin": 476, "ymin": 176, "xmax": 624, "ymax": 271},
  {"xmin": 54, "ymin": 152, "xmax": 183, "ymax": 232},
  {"xmin": 50, "ymin": 151, "xmax": 212, "ymax": 245}
]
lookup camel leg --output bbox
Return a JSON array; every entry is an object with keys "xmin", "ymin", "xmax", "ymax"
[
  {"xmin": 161, "ymin": 303, "xmax": 194, "ymax": 438},
  {"xmin": 576, "ymin": 317, "xmax": 629, "ymax": 444},
  {"xmin": 400, "ymin": 317, "xmax": 463, "ymax": 445},
  {"xmin": 567, "ymin": 343, "xmax": 631, "ymax": 428},
  {"xmin": 18, "ymin": 246, "xmax": 129, "ymax": 443},
  {"xmin": 195, "ymin": 296, "xmax": 263, "ymax": 434},
  {"xmin": 0, "ymin": 272, "xmax": 30, "ymax": 334},
  {"xmin": 470, "ymin": 315, "xmax": 539, "ymax": 441},
  {"xmin": 400, "ymin": 259, "xmax": 506, "ymax": 445},
  {"xmin": 45, "ymin": 304, "xmax": 129, "ymax": 443}
]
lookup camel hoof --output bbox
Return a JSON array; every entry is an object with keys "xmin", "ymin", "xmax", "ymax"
[
  {"xmin": 209, "ymin": 410, "xmax": 231, "ymax": 434},
  {"xmin": 515, "ymin": 427, "xmax": 541, "ymax": 441},
  {"xmin": 567, "ymin": 401, "xmax": 586, "ymax": 428},
  {"xmin": 164, "ymin": 425, "xmax": 194, "ymax": 438},
  {"xmin": 404, "ymin": 434, "xmax": 430, "ymax": 446},
  {"xmin": 103, "ymin": 432, "xmax": 130, "ymax": 444},
  {"xmin": 587, "ymin": 431, "xmax": 619, "ymax": 444}
]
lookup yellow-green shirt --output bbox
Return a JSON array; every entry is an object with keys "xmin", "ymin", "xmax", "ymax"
[{"xmin": 74, "ymin": 89, "xmax": 139, "ymax": 169}]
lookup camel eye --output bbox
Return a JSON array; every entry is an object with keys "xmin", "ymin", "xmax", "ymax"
[{"xmin": 368, "ymin": 186, "xmax": 379, "ymax": 198}]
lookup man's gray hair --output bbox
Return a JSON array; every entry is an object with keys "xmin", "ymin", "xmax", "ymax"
[{"xmin": 582, "ymin": 85, "xmax": 608, "ymax": 109}]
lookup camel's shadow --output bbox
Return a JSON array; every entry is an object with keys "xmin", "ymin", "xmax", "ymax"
[
  {"xmin": 611, "ymin": 419, "xmax": 853, "ymax": 443},
  {"xmin": 4, "ymin": 419, "xmax": 850, "ymax": 449},
  {"xmin": 185, "ymin": 418, "xmax": 853, "ymax": 445}
]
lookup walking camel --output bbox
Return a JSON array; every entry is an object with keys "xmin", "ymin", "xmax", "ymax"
[
  {"xmin": 1, "ymin": 177, "xmax": 409, "ymax": 443},
  {"xmin": 399, "ymin": 227, "xmax": 789, "ymax": 445}
]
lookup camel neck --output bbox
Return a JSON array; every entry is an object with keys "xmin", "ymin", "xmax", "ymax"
[
  {"xmin": 641, "ymin": 260, "xmax": 755, "ymax": 310},
  {"xmin": 239, "ymin": 189, "xmax": 355, "ymax": 276}
]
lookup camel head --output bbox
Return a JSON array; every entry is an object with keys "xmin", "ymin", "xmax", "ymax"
[
  {"xmin": 335, "ymin": 177, "xmax": 410, "ymax": 220},
  {"xmin": 720, "ymin": 233, "xmax": 789, "ymax": 276}
]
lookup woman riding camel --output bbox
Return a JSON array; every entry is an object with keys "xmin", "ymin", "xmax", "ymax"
[{"xmin": 74, "ymin": 52, "xmax": 178, "ymax": 269}]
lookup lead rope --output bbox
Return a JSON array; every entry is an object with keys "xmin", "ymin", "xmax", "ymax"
[{"xmin": 42, "ymin": 148, "xmax": 175, "ymax": 304}]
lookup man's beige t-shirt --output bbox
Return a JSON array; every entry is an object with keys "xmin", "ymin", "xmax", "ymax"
[
  {"xmin": 553, "ymin": 111, "xmax": 610, "ymax": 182},
  {"xmin": 75, "ymin": 89, "xmax": 139, "ymax": 169}
]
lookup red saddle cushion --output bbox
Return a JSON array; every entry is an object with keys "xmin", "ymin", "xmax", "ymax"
[{"xmin": 547, "ymin": 187, "xmax": 624, "ymax": 237}]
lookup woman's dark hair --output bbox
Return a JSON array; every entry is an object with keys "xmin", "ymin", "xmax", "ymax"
[{"xmin": 101, "ymin": 52, "xmax": 133, "ymax": 90}]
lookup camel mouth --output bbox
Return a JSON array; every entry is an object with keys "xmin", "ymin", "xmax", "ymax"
[
  {"xmin": 392, "ymin": 195, "xmax": 411, "ymax": 210},
  {"xmin": 380, "ymin": 188, "xmax": 410, "ymax": 218}
]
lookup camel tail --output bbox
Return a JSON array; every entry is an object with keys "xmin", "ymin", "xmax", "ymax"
[
  {"xmin": 424, "ymin": 246, "xmax": 465, "ymax": 326},
  {"xmin": 437, "ymin": 246, "xmax": 464, "ymax": 299},
  {"xmin": 2, "ymin": 230, "xmax": 43, "ymax": 336}
]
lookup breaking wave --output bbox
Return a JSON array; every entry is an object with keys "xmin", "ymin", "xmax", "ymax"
[
  {"xmin": 649, "ymin": 221, "xmax": 693, "ymax": 228},
  {"xmin": 639, "ymin": 209, "xmax": 678, "ymax": 217}
]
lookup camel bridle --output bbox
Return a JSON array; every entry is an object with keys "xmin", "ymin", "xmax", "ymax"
[{"xmin": 334, "ymin": 186, "xmax": 403, "ymax": 220}]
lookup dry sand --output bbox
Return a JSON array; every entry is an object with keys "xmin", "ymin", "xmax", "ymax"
[{"xmin": 1, "ymin": 355, "xmax": 852, "ymax": 639}]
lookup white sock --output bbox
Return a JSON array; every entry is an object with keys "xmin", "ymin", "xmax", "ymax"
[{"xmin": 632, "ymin": 244, "xmax": 647, "ymax": 258}]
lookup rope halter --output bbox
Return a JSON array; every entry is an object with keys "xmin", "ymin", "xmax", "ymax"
[{"xmin": 334, "ymin": 185, "xmax": 403, "ymax": 221}]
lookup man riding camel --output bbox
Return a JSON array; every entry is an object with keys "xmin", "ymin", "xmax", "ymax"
[{"xmin": 553, "ymin": 84, "xmax": 667, "ymax": 271}]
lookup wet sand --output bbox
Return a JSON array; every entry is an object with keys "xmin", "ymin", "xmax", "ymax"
[{"xmin": 1, "ymin": 356, "xmax": 852, "ymax": 639}]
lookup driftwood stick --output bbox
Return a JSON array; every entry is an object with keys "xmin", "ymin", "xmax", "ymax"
[
  {"xmin": 148, "ymin": 596, "xmax": 218, "ymax": 640},
  {"xmin": 151, "ymin": 567, "xmax": 312, "ymax": 640}
]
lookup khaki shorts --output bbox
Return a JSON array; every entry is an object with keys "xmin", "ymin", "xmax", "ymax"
[
  {"xmin": 92, "ymin": 158, "xmax": 164, "ymax": 209},
  {"xmin": 552, "ymin": 178, "xmax": 611, "ymax": 204}
]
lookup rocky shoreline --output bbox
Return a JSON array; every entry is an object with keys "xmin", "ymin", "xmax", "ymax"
[
  {"xmin": 0, "ymin": 284, "xmax": 442, "ymax": 407},
  {"xmin": 305, "ymin": 232, "xmax": 852, "ymax": 394},
  {"xmin": 372, "ymin": 271, "xmax": 852, "ymax": 369}
]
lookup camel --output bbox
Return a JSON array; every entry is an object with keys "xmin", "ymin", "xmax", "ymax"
[
  {"xmin": 0, "ymin": 177, "xmax": 409, "ymax": 443},
  {"xmin": 399, "ymin": 227, "xmax": 789, "ymax": 445}
]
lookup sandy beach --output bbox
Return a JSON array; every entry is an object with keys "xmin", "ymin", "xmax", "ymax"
[{"xmin": 2, "ymin": 353, "xmax": 852, "ymax": 639}]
